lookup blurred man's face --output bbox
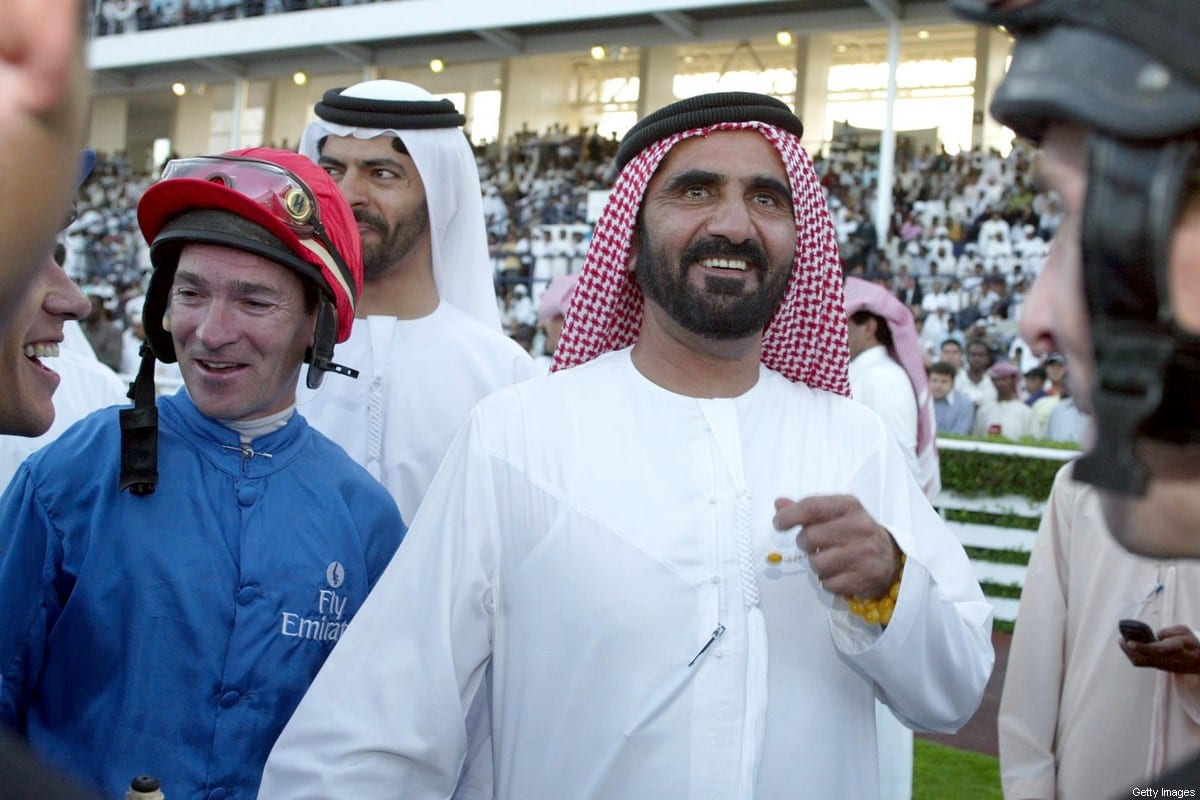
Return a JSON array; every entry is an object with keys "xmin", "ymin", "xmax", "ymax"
[
  {"xmin": 543, "ymin": 314, "xmax": 565, "ymax": 355},
  {"xmin": 966, "ymin": 342, "xmax": 991, "ymax": 374},
  {"xmin": 1045, "ymin": 361, "xmax": 1065, "ymax": 386},
  {"xmin": 929, "ymin": 372, "xmax": 954, "ymax": 401},
  {"xmin": 846, "ymin": 316, "xmax": 875, "ymax": 360},
  {"xmin": 1020, "ymin": 122, "xmax": 1200, "ymax": 557},
  {"xmin": 86, "ymin": 295, "xmax": 106, "ymax": 323},
  {"xmin": 940, "ymin": 341, "xmax": 963, "ymax": 370},
  {"xmin": 993, "ymin": 374, "xmax": 1018, "ymax": 401}
]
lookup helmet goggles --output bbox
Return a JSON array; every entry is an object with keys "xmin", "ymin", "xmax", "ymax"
[{"xmin": 158, "ymin": 155, "xmax": 357, "ymax": 309}]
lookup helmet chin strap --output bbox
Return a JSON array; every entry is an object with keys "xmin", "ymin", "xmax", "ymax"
[
  {"xmin": 1073, "ymin": 134, "xmax": 1200, "ymax": 494},
  {"xmin": 119, "ymin": 342, "xmax": 160, "ymax": 495},
  {"xmin": 305, "ymin": 298, "xmax": 359, "ymax": 390}
]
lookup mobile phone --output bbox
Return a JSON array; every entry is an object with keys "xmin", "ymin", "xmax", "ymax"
[{"xmin": 1119, "ymin": 619, "xmax": 1158, "ymax": 643}]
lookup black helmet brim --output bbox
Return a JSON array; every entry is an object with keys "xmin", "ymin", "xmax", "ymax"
[{"xmin": 991, "ymin": 26, "xmax": 1200, "ymax": 143}]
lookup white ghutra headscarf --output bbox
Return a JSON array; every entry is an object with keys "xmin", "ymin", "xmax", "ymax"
[{"xmin": 298, "ymin": 80, "xmax": 500, "ymax": 329}]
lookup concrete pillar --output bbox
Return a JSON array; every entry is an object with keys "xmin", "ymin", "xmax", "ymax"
[
  {"xmin": 794, "ymin": 33, "xmax": 832, "ymax": 157},
  {"xmin": 88, "ymin": 96, "xmax": 129, "ymax": 155},
  {"xmin": 499, "ymin": 53, "xmax": 577, "ymax": 141},
  {"xmin": 266, "ymin": 78, "xmax": 306, "ymax": 151},
  {"xmin": 971, "ymin": 27, "xmax": 1013, "ymax": 151},
  {"xmin": 496, "ymin": 59, "xmax": 512, "ymax": 144},
  {"xmin": 229, "ymin": 78, "xmax": 249, "ymax": 150},
  {"xmin": 638, "ymin": 45, "xmax": 678, "ymax": 119},
  {"xmin": 875, "ymin": 23, "xmax": 900, "ymax": 255},
  {"xmin": 172, "ymin": 90, "xmax": 216, "ymax": 157}
]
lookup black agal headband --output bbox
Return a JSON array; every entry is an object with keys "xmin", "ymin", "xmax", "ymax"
[
  {"xmin": 314, "ymin": 87, "xmax": 466, "ymax": 130},
  {"xmin": 615, "ymin": 92, "xmax": 804, "ymax": 171}
]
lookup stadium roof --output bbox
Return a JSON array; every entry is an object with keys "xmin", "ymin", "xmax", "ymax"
[{"xmin": 90, "ymin": 0, "xmax": 963, "ymax": 96}]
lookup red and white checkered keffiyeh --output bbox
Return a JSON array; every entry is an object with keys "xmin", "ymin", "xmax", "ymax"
[{"xmin": 552, "ymin": 121, "xmax": 850, "ymax": 397}]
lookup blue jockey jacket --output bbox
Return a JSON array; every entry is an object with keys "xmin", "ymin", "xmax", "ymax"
[{"xmin": 0, "ymin": 390, "xmax": 406, "ymax": 799}]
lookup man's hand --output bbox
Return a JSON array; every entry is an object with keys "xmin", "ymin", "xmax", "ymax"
[
  {"xmin": 1120, "ymin": 626, "xmax": 1200, "ymax": 674},
  {"xmin": 773, "ymin": 495, "xmax": 902, "ymax": 599}
]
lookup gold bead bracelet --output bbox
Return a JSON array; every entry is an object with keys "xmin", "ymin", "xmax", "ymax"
[{"xmin": 846, "ymin": 554, "xmax": 905, "ymax": 625}]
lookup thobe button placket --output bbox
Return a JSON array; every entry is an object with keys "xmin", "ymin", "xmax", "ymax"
[
  {"xmin": 236, "ymin": 585, "xmax": 258, "ymax": 605},
  {"xmin": 236, "ymin": 485, "xmax": 258, "ymax": 506},
  {"xmin": 218, "ymin": 690, "xmax": 241, "ymax": 708}
]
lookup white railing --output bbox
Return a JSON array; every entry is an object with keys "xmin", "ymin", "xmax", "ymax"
[{"xmin": 932, "ymin": 437, "xmax": 1077, "ymax": 624}]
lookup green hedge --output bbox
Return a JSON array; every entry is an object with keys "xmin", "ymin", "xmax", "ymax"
[
  {"xmin": 979, "ymin": 581, "xmax": 1023, "ymax": 599},
  {"xmin": 935, "ymin": 438, "xmax": 1075, "ymax": 618},
  {"xmin": 947, "ymin": 508, "xmax": 1040, "ymax": 532},
  {"xmin": 939, "ymin": 435, "xmax": 1075, "ymax": 503},
  {"xmin": 963, "ymin": 546, "xmax": 1030, "ymax": 566}
]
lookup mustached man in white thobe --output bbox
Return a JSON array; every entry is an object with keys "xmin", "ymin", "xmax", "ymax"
[
  {"xmin": 295, "ymin": 80, "xmax": 537, "ymax": 526},
  {"xmin": 261, "ymin": 92, "xmax": 994, "ymax": 800},
  {"xmin": 845, "ymin": 276, "xmax": 944, "ymax": 800},
  {"xmin": 294, "ymin": 81, "xmax": 538, "ymax": 800}
]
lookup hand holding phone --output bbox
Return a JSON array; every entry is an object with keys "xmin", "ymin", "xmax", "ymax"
[{"xmin": 1119, "ymin": 619, "xmax": 1158, "ymax": 644}]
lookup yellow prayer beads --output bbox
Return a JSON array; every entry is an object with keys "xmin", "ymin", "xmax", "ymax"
[{"xmin": 846, "ymin": 555, "xmax": 905, "ymax": 625}]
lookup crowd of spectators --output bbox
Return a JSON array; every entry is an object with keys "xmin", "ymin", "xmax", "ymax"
[
  {"xmin": 92, "ymin": 0, "xmax": 382, "ymax": 36},
  {"xmin": 64, "ymin": 151, "xmax": 151, "ymax": 286},
  {"xmin": 812, "ymin": 134, "xmax": 1082, "ymax": 442},
  {"xmin": 70, "ymin": 123, "xmax": 1081, "ymax": 440}
]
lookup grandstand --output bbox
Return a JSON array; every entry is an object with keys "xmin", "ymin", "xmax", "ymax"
[{"xmin": 88, "ymin": 0, "xmax": 1015, "ymax": 180}]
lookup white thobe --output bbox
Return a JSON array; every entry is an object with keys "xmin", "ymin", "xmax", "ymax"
[
  {"xmin": 973, "ymin": 398, "xmax": 1038, "ymax": 440},
  {"xmin": 956, "ymin": 371, "xmax": 997, "ymax": 407},
  {"xmin": 849, "ymin": 344, "xmax": 923, "ymax": 800},
  {"xmin": 296, "ymin": 303, "xmax": 538, "ymax": 523},
  {"xmin": 262, "ymin": 348, "xmax": 994, "ymax": 800},
  {"xmin": 1001, "ymin": 465, "xmax": 1200, "ymax": 799},
  {"xmin": 850, "ymin": 346, "xmax": 919, "ymax": 484},
  {"xmin": 921, "ymin": 313, "xmax": 951, "ymax": 353}
]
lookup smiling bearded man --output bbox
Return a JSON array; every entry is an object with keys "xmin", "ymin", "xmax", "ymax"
[
  {"xmin": 261, "ymin": 92, "xmax": 992, "ymax": 800},
  {"xmin": 634, "ymin": 223, "xmax": 792, "ymax": 339}
]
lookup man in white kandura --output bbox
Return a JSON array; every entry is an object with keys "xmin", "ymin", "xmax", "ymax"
[
  {"xmin": 845, "ymin": 274, "xmax": 943, "ymax": 800},
  {"xmin": 261, "ymin": 91, "xmax": 993, "ymax": 800},
  {"xmin": 295, "ymin": 80, "xmax": 536, "ymax": 524}
]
